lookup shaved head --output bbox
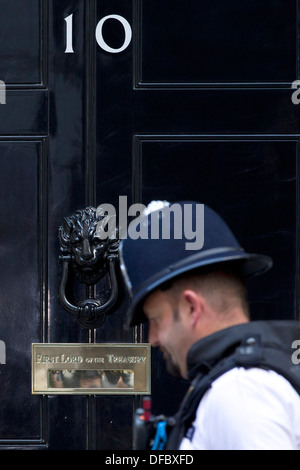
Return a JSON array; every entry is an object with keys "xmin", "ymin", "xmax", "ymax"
[{"xmin": 160, "ymin": 264, "xmax": 250, "ymax": 320}]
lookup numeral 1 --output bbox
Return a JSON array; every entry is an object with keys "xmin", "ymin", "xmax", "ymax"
[{"xmin": 64, "ymin": 14, "xmax": 74, "ymax": 53}]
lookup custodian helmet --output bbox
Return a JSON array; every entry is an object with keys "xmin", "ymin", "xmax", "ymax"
[{"xmin": 119, "ymin": 201, "xmax": 273, "ymax": 327}]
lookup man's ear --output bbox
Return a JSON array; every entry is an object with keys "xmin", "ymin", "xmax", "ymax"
[{"xmin": 182, "ymin": 289, "xmax": 204, "ymax": 327}]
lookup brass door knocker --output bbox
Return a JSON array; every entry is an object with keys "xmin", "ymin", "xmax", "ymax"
[{"xmin": 58, "ymin": 207, "xmax": 120, "ymax": 329}]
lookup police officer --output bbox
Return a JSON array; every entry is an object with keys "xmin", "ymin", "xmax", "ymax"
[{"xmin": 119, "ymin": 201, "xmax": 300, "ymax": 450}]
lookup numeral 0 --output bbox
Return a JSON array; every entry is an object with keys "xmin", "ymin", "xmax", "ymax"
[{"xmin": 65, "ymin": 13, "xmax": 132, "ymax": 54}]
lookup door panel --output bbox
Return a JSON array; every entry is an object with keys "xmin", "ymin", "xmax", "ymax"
[
  {"xmin": 0, "ymin": 0, "xmax": 298, "ymax": 450},
  {"xmin": 138, "ymin": 0, "xmax": 296, "ymax": 85},
  {"xmin": 138, "ymin": 138, "xmax": 297, "ymax": 321},
  {"xmin": 0, "ymin": 0, "xmax": 42, "ymax": 84},
  {"xmin": 0, "ymin": 91, "xmax": 47, "ymax": 134},
  {"xmin": 0, "ymin": 141, "xmax": 42, "ymax": 441}
]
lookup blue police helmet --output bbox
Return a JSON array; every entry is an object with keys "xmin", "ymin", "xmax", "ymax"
[{"xmin": 119, "ymin": 201, "xmax": 273, "ymax": 327}]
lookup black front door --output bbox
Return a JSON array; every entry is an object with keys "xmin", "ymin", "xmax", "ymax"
[{"xmin": 0, "ymin": 0, "xmax": 298, "ymax": 450}]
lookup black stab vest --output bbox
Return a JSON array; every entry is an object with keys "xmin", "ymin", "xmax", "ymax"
[{"xmin": 165, "ymin": 320, "xmax": 300, "ymax": 450}]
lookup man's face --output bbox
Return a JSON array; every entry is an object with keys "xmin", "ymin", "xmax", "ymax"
[{"xmin": 143, "ymin": 289, "xmax": 192, "ymax": 379}]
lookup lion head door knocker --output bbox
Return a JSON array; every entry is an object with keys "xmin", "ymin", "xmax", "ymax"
[{"xmin": 58, "ymin": 206, "xmax": 120, "ymax": 328}]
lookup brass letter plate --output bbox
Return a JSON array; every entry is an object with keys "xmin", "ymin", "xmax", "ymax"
[{"xmin": 32, "ymin": 343, "xmax": 151, "ymax": 395}]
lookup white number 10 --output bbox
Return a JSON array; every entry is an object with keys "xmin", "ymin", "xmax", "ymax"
[{"xmin": 65, "ymin": 13, "xmax": 132, "ymax": 54}]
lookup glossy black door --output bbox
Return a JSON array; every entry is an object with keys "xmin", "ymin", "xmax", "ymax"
[
  {"xmin": 0, "ymin": 0, "xmax": 298, "ymax": 450},
  {"xmin": 96, "ymin": 0, "xmax": 299, "ymax": 429}
]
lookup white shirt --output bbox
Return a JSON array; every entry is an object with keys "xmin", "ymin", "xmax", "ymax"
[{"xmin": 179, "ymin": 367, "xmax": 300, "ymax": 450}]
